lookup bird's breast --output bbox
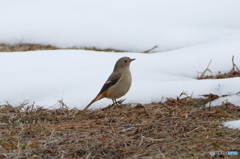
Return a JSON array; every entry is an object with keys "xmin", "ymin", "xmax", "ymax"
[{"xmin": 105, "ymin": 71, "xmax": 132, "ymax": 99}]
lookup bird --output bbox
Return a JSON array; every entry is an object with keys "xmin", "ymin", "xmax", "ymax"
[{"xmin": 84, "ymin": 57, "xmax": 135, "ymax": 110}]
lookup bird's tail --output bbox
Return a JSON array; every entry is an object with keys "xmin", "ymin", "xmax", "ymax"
[{"xmin": 84, "ymin": 92, "xmax": 105, "ymax": 110}]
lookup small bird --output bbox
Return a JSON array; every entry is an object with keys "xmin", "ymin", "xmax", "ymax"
[{"xmin": 84, "ymin": 57, "xmax": 135, "ymax": 110}]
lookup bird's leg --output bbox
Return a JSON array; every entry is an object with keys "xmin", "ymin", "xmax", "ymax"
[
  {"xmin": 102, "ymin": 99, "xmax": 118, "ymax": 111},
  {"xmin": 112, "ymin": 99, "xmax": 117, "ymax": 105}
]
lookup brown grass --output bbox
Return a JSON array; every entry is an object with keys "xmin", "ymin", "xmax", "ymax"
[
  {"xmin": 0, "ymin": 43, "xmax": 126, "ymax": 53},
  {"xmin": 0, "ymin": 43, "xmax": 160, "ymax": 53},
  {"xmin": 197, "ymin": 56, "xmax": 240, "ymax": 79},
  {"xmin": 0, "ymin": 44, "xmax": 59, "ymax": 52},
  {"xmin": 1, "ymin": 96, "xmax": 239, "ymax": 159}
]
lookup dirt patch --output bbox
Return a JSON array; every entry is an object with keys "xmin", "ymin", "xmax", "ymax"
[{"xmin": 1, "ymin": 97, "xmax": 239, "ymax": 158}]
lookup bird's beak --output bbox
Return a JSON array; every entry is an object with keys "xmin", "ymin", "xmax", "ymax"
[{"xmin": 130, "ymin": 58, "xmax": 136, "ymax": 62}]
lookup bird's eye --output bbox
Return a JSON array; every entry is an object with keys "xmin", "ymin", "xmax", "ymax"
[{"xmin": 123, "ymin": 60, "xmax": 127, "ymax": 63}]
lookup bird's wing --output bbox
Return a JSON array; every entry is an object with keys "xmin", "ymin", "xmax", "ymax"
[{"xmin": 98, "ymin": 72, "xmax": 122, "ymax": 94}]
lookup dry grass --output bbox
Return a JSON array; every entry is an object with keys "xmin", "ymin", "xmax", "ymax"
[
  {"xmin": 0, "ymin": 44, "xmax": 59, "ymax": 52},
  {"xmin": 1, "ymin": 96, "xmax": 240, "ymax": 159},
  {"xmin": 197, "ymin": 56, "xmax": 240, "ymax": 79},
  {"xmin": 0, "ymin": 43, "xmax": 126, "ymax": 53},
  {"xmin": 0, "ymin": 43, "xmax": 160, "ymax": 53}
]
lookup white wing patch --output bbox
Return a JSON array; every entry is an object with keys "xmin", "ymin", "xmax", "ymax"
[{"xmin": 105, "ymin": 81, "xmax": 112, "ymax": 84}]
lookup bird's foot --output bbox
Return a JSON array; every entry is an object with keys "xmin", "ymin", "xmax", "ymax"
[
  {"xmin": 101, "ymin": 99, "xmax": 125, "ymax": 111},
  {"xmin": 115, "ymin": 99, "xmax": 125, "ymax": 105}
]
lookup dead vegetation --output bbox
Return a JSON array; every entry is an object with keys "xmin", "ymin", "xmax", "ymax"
[
  {"xmin": 0, "ymin": 96, "xmax": 240, "ymax": 159},
  {"xmin": 0, "ymin": 43, "xmax": 126, "ymax": 53},
  {"xmin": 0, "ymin": 43, "xmax": 160, "ymax": 53},
  {"xmin": 0, "ymin": 44, "xmax": 59, "ymax": 52},
  {"xmin": 0, "ymin": 43, "xmax": 125, "ymax": 53},
  {"xmin": 197, "ymin": 56, "xmax": 240, "ymax": 79}
]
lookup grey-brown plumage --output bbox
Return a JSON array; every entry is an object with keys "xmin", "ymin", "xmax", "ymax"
[{"xmin": 84, "ymin": 57, "xmax": 135, "ymax": 110}]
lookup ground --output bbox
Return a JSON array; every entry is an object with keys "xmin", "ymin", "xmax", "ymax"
[{"xmin": 0, "ymin": 96, "xmax": 240, "ymax": 159}]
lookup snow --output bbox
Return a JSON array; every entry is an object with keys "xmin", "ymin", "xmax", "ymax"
[
  {"xmin": 223, "ymin": 120, "xmax": 240, "ymax": 130},
  {"xmin": 1, "ymin": 49, "xmax": 239, "ymax": 109},
  {"xmin": 1, "ymin": 0, "xmax": 240, "ymax": 52},
  {"xmin": 0, "ymin": 1, "xmax": 240, "ymax": 129},
  {"xmin": 206, "ymin": 94, "xmax": 240, "ymax": 107}
]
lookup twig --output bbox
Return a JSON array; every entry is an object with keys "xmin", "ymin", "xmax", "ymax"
[
  {"xmin": 186, "ymin": 126, "xmax": 200, "ymax": 135},
  {"xmin": 109, "ymin": 120, "xmax": 116, "ymax": 135},
  {"xmin": 174, "ymin": 147, "xmax": 182, "ymax": 159},
  {"xmin": 158, "ymin": 148, "xmax": 168, "ymax": 159},
  {"xmin": 199, "ymin": 60, "xmax": 212, "ymax": 78},
  {"xmin": 85, "ymin": 152, "xmax": 92, "ymax": 159},
  {"xmin": 17, "ymin": 140, "xmax": 21, "ymax": 159},
  {"xmin": 138, "ymin": 134, "xmax": 145, "ymax": 147},
  {"xmin": 101, "ymin": 148, "xmax": 112, "ymax": 156},
  {"xmin": 143, "ymin": 45, "xmax": 158, "ymax": 53},
  {"xmin": 232, "ymin": 55, "xmax": 240, "ymax": 72},
  {"xmin": 177, "ymin": 91, "xmax": 188, "ymax": 100}
]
